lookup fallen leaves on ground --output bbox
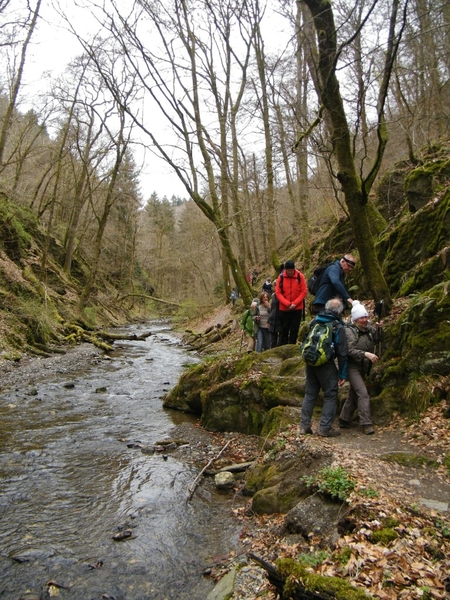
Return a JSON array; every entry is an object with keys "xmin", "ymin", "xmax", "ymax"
[{"xmin": 205, "ymin": 402, "xmax": 450, "ymax": 600}]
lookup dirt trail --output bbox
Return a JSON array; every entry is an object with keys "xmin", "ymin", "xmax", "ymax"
[{"xmin": 317, "ymin": 421, "xmax": 450, "ymax": 512}]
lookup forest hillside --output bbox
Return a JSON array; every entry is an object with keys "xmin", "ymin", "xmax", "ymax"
[
  {"xmin": 172, "ymin": 139, "xmax": 449, "ymax": 426},
  {"xmin": 0, "ymin": 139, "xmax": 449, "ymax": 393}
]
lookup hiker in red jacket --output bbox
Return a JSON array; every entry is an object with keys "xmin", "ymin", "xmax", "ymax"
[{"xmin": 275, "ymin": 259, "xmax": 307, "ymax": 345}]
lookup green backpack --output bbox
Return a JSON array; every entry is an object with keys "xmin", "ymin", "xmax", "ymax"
[{"xmin": 300, "ymin": 319, "xmax": 338, "ymax": 366}]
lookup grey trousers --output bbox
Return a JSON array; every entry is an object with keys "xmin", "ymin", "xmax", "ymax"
[
  {"xmin": 300, "ymin": 361, "xmax": 339, "ymax": 431},
  {"xmin": 340, "ymin": 366, "xmax": 372, "ymax": 426}
]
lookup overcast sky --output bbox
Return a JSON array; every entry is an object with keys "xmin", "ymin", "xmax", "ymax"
[
  {"xmin": 21, "ymin": 1, "xmax": 188, "ymax": 201},
  {"xmin": 23, "ymin": 0, "xmax": 290, "ymax": 203}
]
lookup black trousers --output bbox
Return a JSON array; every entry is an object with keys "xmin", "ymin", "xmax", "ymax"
[{"xmin": 279, "ymin": 310, "xmax": 302, "ymax": 345}]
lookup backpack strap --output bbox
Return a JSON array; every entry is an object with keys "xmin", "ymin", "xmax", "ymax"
[{"xmin": 279, "ymin": 271, "xmax": 301, "ymax": 292}]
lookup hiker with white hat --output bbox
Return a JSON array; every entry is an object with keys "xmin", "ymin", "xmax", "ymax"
[{"xmin": 338, "ymin": 300, "xmax": 381, "ymax": 435}]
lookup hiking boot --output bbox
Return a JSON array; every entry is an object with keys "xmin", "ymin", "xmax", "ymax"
[
  {"xmin": 318, "ymin": 428, "xmax": 341, "ymax": 437},
  {"xmin": 338, "ymin": 418, "xmax": 352, "ymax": 429},
  {"xmin": 299, "ymin": 426, "xmax": 313, "ymax": 435},
  {"xmin": 363, "ymin": 425, "xmax": 375, "ymax": 435}
]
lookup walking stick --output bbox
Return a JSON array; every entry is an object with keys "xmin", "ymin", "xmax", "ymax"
[
  {"xmin": 374, "ymin": 299, "xmax": 384, "ymax": 357},
  {"xmin": 239, "ymin": 330, "xmax": 244, "ymax": 352}
]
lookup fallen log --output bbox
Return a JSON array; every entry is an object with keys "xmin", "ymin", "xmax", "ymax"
[
  {"xmin": 97, "ymin": 330, "xmax": 152, "ymax": 342},
  {"xmin": 204, "ymin": 460, "xmax": 255, "ymax": 476},
  {"xmin": 117, "ymin": 293, "xmax": 182, "ymax": 307},
  {"xmin": 193, "ymin": 325, "xmax": 232, "ymax": 350},
  {"xmin": 81, "ymin": 333, "xmax": 113, "ymax": 352}
]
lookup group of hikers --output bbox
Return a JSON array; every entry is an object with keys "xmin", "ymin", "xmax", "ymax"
[{"xmin": 238, "ymin": 255, "xmax": 382, "ymax": 437}]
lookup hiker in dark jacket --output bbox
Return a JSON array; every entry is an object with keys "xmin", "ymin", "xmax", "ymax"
[
  {"xmin": 312, "ymin": 255, "xmax": 356, "ymax": 314},
  {"xmin": 300, "ymin": 298, "xmax": 348, "ymax": 437},
  {"xmin": 268, "ymin": 293, "xmax": 282, "ymax": 348},
  {"xmin": 339, "ymin": 301, "xmax": 380, "ymax": 435},
  {"xmin": 262, "ymin": 278, "xmax": 273, "ymax": 295}
]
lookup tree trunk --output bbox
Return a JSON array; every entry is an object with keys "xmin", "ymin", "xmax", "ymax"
[
  {"xmin": 302, "ymin": 0, "xmax": 393, "ymax": 307},
  {"xmin": 253, "ymin": 20, "xmax": 278, "ymax": 269}
]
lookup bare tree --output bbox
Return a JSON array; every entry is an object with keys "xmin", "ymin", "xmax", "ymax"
[
  {"xmin": 68, "ymin": 0, "xmax": 263, "ymax": 306},
  {"xmin": 0, "ymin": 0, "xmax": 42, "ymax": 168},
  {"xmin": 250, "ymin": 3, "xmax": 278, "ymax": 269},
  {"xmin": 80, "ymin": 105, "xmax": 134, "ymax": 306}
]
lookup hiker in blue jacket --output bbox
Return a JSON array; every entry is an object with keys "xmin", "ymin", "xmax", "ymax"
[
  {"xmin": 300, "ymin": 298, "xmax": 348, "ymax": 437},
  {"xmin": 312, "ymin": 255, "xmax": 356, "ymax": 314}
]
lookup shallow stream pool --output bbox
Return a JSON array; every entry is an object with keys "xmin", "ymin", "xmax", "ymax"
[{"xmin": 0, "ymin": 322, "xmax": 242, "ymax": 599}]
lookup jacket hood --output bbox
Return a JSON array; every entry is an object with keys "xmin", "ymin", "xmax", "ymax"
[{"xmin": 315, "ymin": 310, "xmax": 342, "ymax": 324}]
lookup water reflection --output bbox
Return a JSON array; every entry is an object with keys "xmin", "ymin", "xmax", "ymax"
[{"xmin": 0, "ymin": 323, "xmax": 242, "ymax": 599}]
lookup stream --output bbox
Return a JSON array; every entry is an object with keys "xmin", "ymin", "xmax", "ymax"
[{"xmin": 0, "ymin": 322, "xmax": 243, "ymax": 600}]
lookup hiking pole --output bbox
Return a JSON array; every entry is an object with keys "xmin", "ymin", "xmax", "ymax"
[
  {"xmin": 239, "ymin": 330, "xmax": 244, "ymax": 352},
  {"xmin": 374, "ymin": 299, "xmax": 384, "ymax": 357},
  {"xmin": 377, "ymin": 324, "xmax": 383, "ymax": 357}
]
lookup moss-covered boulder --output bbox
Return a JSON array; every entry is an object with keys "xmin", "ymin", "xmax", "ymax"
[
  {"xmin": 375, "ymin": 161, "xmax": 409, "ymax": 220},
  {"xmin": 244, "ymin": 440, "xmax": 332, "ymax": 514},
  {"xmin": 163, "ymin": 345, "xmax": 308, "ymax": 433},
  {"xmin": 260, "ymin": 406, "xmax": 302, "ymax": 438},
  {"xmin": 369, "ymin": 282, "xmax": 450, "ymax": 417},
  {"xmin": 405, "ymin": 158, "xmax": 450, "ymax": 212},
  {"xmin": 377, "ymin": 191, "xmax": 449, "ymax": 295},
  {"xmin": 284, "ymin": 494, "xmax": 343, "ymax": 544}
]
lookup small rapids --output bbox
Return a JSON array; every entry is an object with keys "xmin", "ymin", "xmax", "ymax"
[{"xmin": 0, "ymin": 322, "xmax": 243, "ymax": 599}]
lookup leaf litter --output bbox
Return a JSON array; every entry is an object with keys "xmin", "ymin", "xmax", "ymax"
[{"xmin": 189, "ymin": 401, "xmax": 450, "ymax": 599}]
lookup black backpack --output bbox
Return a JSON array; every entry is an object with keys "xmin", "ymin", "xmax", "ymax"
[{"xmin": 307, "ymin": 263, "xmax": 332, "ymax": 296}]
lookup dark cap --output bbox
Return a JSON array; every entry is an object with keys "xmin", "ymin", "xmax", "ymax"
[{"xmin": 284, "ymin": 260, "xmax": 295, "ymax": 270}]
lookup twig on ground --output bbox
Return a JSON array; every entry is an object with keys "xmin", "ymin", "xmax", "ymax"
[{"xmin": 186, "ymin": 438, "xmax": 234, "ymax": 501}]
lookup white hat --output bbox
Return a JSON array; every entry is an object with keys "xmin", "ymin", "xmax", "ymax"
[{"xmin": 351, "ymin": 300, "xmax": 368, "ymax": 321}]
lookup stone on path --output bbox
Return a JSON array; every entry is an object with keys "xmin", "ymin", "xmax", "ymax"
[
  {"xmin": 419, "ymin": 498, "xmax": 449, "ymax": 512},
  {"xmin": 206, "ymin": 567, "xmax": 236, "ymax": 600},
  {"xmin": 215, "ymin": 471, "xmax": 235, "ymax": 490}
]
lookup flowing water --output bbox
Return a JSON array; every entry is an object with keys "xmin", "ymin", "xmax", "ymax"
[{"xmin": 0, "ymin": 322, "xmax": 243, "ymax": 600}]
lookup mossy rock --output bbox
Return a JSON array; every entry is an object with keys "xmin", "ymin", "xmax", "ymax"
[
  {"xmin": 383, "ymin": 283, "xmax": 450, "ymax": 375},
  {"xmin": 251, "ymin": 473, "xmax": 309, "ymax": 515},
  {"xmin": 405, "ymin": 158, "xmax": 450, "ymax": 212},
  {"xmin": 244, "ymin": 446, "xmax": 331, "ymax": 514},
  {"xmin": 163, "ymin": 363, "xmax": 206, "ymax": 413},
  {"xmin": 399, "ymin": 248, "xmax": 450, "ymax": 296},
  {"xmin": 0, "ymin": 194, "xmax": 37, "ymax": 262},
  {"xmin": 370, "ymin": 283, "xmax": 450, "ymax": 416},
  {"xmin": 377, "ymin": 191, "xmax": 449, "ymax": 295},
  {"xmin": 375, "ymin": 163, "xmax": 409, "ymax": 220},
  {"xmin": 164, "ymin": 346, "xmax": 306, "ymax": 432},
  {"xmin": 275, "ymin": 557, "xmax": 372, "ymax": 599},
  {"xmin": 199, "ymin": 379, "xmax": 268, "ymax": 434},
  {"xmin": 369, "ymin": 387, "xmax": 405, "ymax": 422},
  {"xmin": 379, "ymin": 451, "xmax": 439, "ymax": 468},
  {"xmin": 260, "ymin": 406, "xmax": 301, "ymax": 439}
]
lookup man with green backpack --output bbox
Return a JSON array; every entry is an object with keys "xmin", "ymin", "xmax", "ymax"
[{"xmin": 299, "ymin": 298, "xmax": 348, "ymax": 437}]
